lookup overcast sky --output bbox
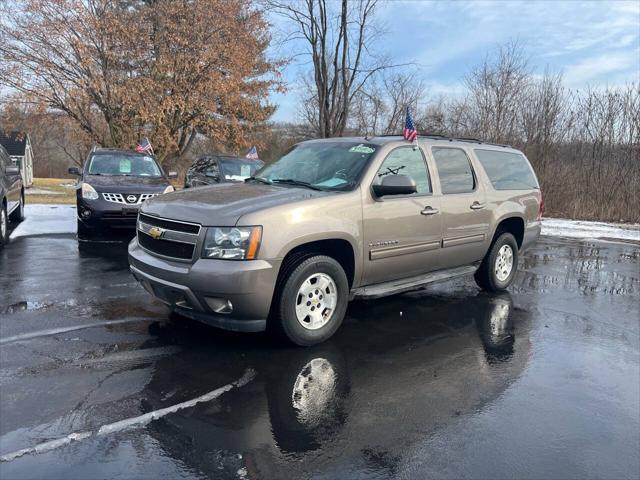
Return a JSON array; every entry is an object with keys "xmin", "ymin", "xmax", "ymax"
[{"xmin": 268, "ymin": 0, "xmax": 640, "ymax": 123}]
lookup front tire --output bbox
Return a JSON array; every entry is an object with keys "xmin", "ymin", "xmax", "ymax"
[
  {"xmin": 77, "ymin": 219, "xmax": 91, "ymax": 241},
  {"xmin": 273, "ymin": 255, "xmax": 349, "ymax": 346},
  {"xmin": 9, "ymin": 193, "xmax": 24, "ymax": 223},
  {"xmin": 0, "ymin": 203, "xmax": 8, "ymax": 247},
  {"xmin": 474, "ymin": 232, "xmax": 519, "ymax": 292}
]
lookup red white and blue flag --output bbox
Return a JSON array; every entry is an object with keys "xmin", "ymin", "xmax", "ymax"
[
  {"xmin": 246, "ymin": 146, "xmax": 259, "ymax": 160},
  {"xmin": 136, "ymin": 137, "xmax": 153, "ymax": 154},
  {"xmin": 403, "ymin": 107, "xmax": 418, "ymax": 142}
]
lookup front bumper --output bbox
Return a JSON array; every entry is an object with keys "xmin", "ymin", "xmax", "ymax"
[
  {"xmin": 77, "ymin": 197, "xmax": 141, "ymax": 230},
  {"xmin": 128, "ymin": 237, "xmax": 281, "ymax": 332}
]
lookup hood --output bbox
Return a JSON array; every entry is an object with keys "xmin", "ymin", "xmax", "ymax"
[
  {"xmin": 84, "ymin": 174, "xmax": 169, "ymax": 193},
  {"xmin": 141, "ymin": 181, "xmax": 330, "ymax": 226}
]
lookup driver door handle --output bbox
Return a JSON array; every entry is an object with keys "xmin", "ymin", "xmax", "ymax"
[
  {"xmin": 421, "ymin": 206, "xmax": 439, "ymax": 216},
  {"xmin": 470, "ymin": 202, "xmax": 485, "ymax": 210}
]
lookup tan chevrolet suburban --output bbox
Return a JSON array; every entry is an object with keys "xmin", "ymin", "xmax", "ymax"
[{"xmin": 128, "ymin": 135, "xmax": 542, "ymax": 346}]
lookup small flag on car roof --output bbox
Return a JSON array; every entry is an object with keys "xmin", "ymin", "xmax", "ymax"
[
  {"xmin": 136, "ymin": 137, "xmax": 154, "ymax": 154},
  {"xmin": 246, "ymin": 146, "xmax": 259, "ymax": 160},
  {"xmin": 403, "ymin": 107, "xmax": 418, "ymax": 142}
]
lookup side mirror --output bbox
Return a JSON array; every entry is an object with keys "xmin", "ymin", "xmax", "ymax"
[
  {"xmin": 372, "ymin": 174, "xmax": 417, "ymax": 197},
  {"xmin": 6, "ymin": 165, "xmax": 20, "ymax": 175},
  {"xmin": 168, "ymin": 171, "xmax": 178, "ymax": 179},
  {"xmin": 68, "ymin": 167, "xmax": 81, "ymax": 176}
]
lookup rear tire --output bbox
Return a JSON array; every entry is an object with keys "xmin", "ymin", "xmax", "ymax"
[
  {"xmin": 9, "ymin": 193, "xmax": 24, "ymax": 223},
  {"xmin": 0, "ymin": 202, "xmax": 8, "ymax": 247},
  {"xmin": 474, "ymin": 232, "xmax": 518, "ymax": 292},
  {"xmin": 272, "ymin": 255, "xmax": 349, "ymax": 346}
]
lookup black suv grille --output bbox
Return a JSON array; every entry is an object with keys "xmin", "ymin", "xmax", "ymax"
[{"xmin": 138, "ymin": 232, "xmax": 195, "ymax": 260}]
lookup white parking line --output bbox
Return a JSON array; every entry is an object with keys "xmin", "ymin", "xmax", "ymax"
[
  {"xmin": 0, "ymin": 369, "xmax": 255, "ymax": 462},
  {"xmin": 0, "ymin": 318, "xmax": 153, "ymax": 345}
]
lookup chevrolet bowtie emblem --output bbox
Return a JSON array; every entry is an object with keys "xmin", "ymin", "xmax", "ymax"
[{"xmin": 148, "ymin": 226, "xmax": 164, "ymax": 240}]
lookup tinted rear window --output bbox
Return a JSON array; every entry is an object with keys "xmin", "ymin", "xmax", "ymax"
[{"xmin": 475, "ymin": 149, "xmax": 538, "ymax": 190}]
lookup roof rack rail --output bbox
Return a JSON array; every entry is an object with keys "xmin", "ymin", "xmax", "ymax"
[
  {"xmin": 368, "ymin": 133, "xmax": 511, "ymax": 148},
  {"xmin": 456, "ymin": 137, "xmax": 512, "ymax": 148},
  {"xmin": 452, "ymin": 136, "xmax": 482, "ymax": 143}
]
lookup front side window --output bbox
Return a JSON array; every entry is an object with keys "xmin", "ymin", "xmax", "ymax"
[
  {"xmin": 432, "ymin": 147, "xmax": 475, "ymax": 194},
  {"xmin": 256, "ymin": 141, "xmax": 376, "ymax": 191},
  {"xmin": 375, "ymin": 147, "xmax": 431, "ymax": 194},
  {"xmin": 88, "ymin": 154, "xmax": 162, "ymax": 177},
  {"xmin": 474, "ymin": 149, "xmax": 538, "ymax": 190}
]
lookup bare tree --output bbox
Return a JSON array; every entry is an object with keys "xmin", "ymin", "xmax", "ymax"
[
  {"xmin": 349, "ymin": 71, "xmax": 425, "ymax": 136},
  {"xmin": 464, "ymin": 41, "xmax": 531, "ymax": 143},
  {"xmin": 269, "ymin": 0, "xmax": 394, "ymax": 137}
]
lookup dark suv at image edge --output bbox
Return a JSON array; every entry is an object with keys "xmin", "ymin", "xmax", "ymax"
[{"xmin": 0, "ymin": 144, "xmax": 24, "ymax": 247}]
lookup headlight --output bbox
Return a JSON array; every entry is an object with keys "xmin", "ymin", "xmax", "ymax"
[
  {"xmin": 163, "ymin": 185, "xmax": 175, "ymax": 194},
  {"xmin": 202, "ymin": 226, "xmax": 262, "ymax": 260},
  {"xmin": 81, "ymin": 183, "xmax": 98, "ymax": 200}
]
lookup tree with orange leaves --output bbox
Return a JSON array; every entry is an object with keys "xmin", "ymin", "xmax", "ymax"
[{"xmin": 0, "ymin": 0, "xmax": 282, "ymax": 162}]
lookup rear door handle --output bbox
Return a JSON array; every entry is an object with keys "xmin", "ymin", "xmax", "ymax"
[
  {"xmin": 421, "ymin": 206, "xmax": 439, "ymax": 216},
  {"xmin": 470, "ymin": 202, "xmax": 485, "ymax": 210}
]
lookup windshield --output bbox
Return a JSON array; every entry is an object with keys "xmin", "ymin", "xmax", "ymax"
[
  {"xmin": 255, "ymin": 141, "xmax": 377, "ymax": 190},
  {"xmin": 88, "ymin": 154, "xmax": 162, "ymax": 177},
  {"xmin": 220, "ymin": 158, "xmax": 264, "ymax": 181}
]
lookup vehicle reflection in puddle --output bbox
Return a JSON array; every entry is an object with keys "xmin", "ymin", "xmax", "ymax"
[{"xmin": 139, "ymin": 290, "xmax": 530, "ymax": 474}]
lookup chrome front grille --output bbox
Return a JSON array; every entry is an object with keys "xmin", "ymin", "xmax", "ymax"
[
  {"xmin": 103, "ymin": 192, "xmax": 159, "ymax": 205},
  {"xmin": 137, "ymin": 213, "xmax": 201, "ymax": 261}
]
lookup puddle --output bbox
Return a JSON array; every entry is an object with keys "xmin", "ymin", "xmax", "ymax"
[{"xmin": 1, "ymin": 301, "xmax": 54, "ymax": 315}]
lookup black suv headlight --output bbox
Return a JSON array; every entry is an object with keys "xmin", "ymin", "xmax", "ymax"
[{"xmin": 202, "ymin": 226, "xmax": 262, "ymax": 260}]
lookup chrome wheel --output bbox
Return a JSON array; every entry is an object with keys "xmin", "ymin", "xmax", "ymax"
[
  {"xmin": 495, "ymin": 244, "xmax": 514, "ymax": 282},
  {"xmin": 295, "ymin": 273, "xmax": 338, "ymax": 330},
  {"xmin": 0, "ymin": 207, "xmax": 6, "ymax": 240}
]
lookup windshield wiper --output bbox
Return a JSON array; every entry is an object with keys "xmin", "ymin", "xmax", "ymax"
[
  {"xmin": 246, "ymin": 176, "xmax": 272, "ymax": 185},
  {"xmin": 270, "ymin": 178, "xmax": 325, "ymax": 191}
]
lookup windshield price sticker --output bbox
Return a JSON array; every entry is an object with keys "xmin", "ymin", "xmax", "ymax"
[
  {"xmin": 119, "ymin": 159, "xmax": 132, "ymax": 173},
  {"xmin": 349, "ymin": 144, "xmax": 375, "ymax": 154},
  {"xmin": 240, "ymin": 165, "xmax": 251, "ymax": 177}
]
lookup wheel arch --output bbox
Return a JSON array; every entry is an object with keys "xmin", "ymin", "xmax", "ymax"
[
  {"xmin": 276, "ymin": 238, "xmax": 356, "ymax": 290},
  {"xmin": 492, "ymin": 216, "xmax": 525, "ymax": 249}
]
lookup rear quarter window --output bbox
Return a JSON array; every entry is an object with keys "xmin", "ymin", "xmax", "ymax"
[{"xmin": 474, "ymin": 149, "xmax": 538, "ymax": 190}]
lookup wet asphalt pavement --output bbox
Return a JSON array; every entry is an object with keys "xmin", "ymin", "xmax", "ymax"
[{"xmin": 0, "ymin": 221, "xmax": 639, "ymax": 479}]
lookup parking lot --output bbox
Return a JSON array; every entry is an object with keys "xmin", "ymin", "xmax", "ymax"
[{"xmin": 1, "ymin": 208, "xmax": 639, "ymax": 479}]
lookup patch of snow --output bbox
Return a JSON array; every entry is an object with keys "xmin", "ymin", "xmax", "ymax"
[
  {"xmin": 9, "ymin": 204, "xmax": 76, "ymax": 239},
  {"xmin": 542, "ymin": 218, "xmax": 640, "ymax": 243}
]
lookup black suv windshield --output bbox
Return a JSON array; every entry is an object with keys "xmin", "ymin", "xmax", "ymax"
[
  {"xmin": 88, "ymin": 154, "xmax": 162, "ymax": 177},
  {"xmin": 255, "ymin": 141, "xmax": 377, "ymax": 191}
]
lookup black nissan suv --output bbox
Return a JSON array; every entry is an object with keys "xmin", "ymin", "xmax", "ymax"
[{"xmin": 69, "ymin": 149, "xmax": 176, "ymax": 241}]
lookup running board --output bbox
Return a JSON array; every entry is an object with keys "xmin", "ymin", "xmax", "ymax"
[{"xmin": 351, "ymin": 265, "xmax": 479, "ymax": 300}]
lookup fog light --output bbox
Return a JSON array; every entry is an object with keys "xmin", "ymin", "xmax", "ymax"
[
  {"xmin": 205, "ymin": 297, "xmax": 233, "ymax": 314},
  {"xmin": 80, "ymin": 209, "xmax": 91, "ymax": 219}
]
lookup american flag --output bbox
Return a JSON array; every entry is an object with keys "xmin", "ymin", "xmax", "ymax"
[
  {"xmin": 246, "ymin": 146, "xmax": 259, "ymax": 160},
  {"xmin": 403, "ymin": 107, "xmax": 418, "ymax": 142},
  {"xmin": 136, "ymin": 137, "xmax": 153, "ymax": 154}
]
